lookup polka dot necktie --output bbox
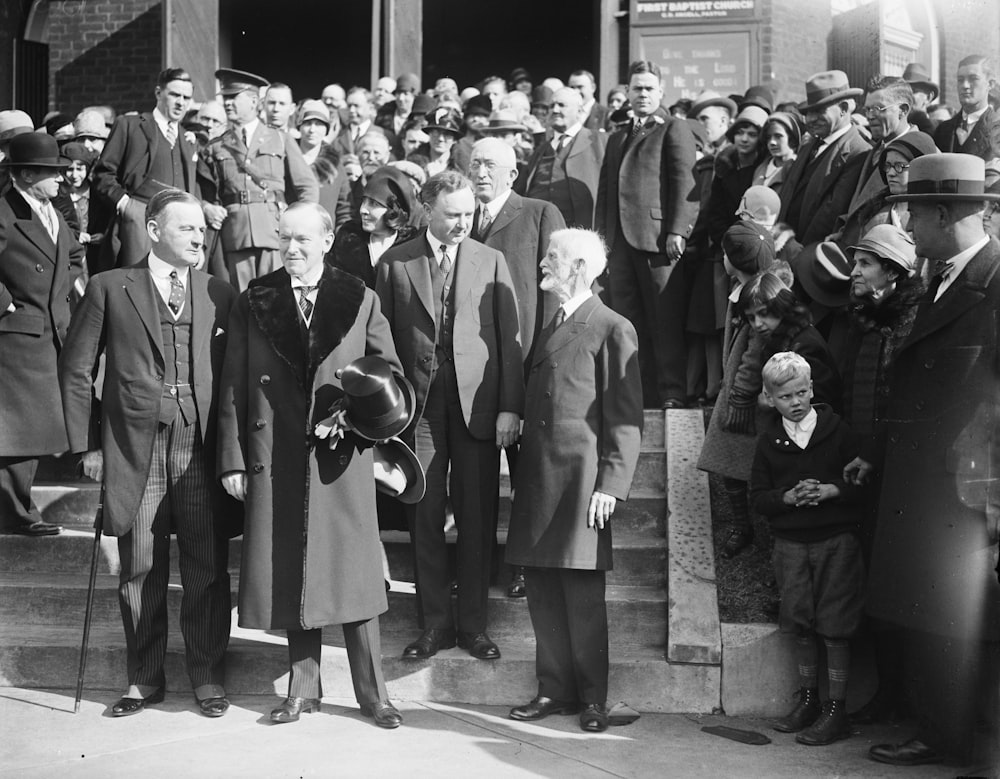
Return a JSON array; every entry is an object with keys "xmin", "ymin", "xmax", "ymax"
[{"xmin": 167, "ymin": 271, "xmax": 184, "ymax": 315}]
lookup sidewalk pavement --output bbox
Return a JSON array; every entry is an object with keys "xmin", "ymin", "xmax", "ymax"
[{"xmin": 0, "ymin": 688, "xmax": 984, "ymax": 778}]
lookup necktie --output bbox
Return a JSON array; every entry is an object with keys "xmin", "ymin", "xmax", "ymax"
[
  {"xmin": 297, "ymin": 285, "xmax": 316, "ymax": 322},
  {"xmin": 439, "ymin": 248, "xmax": 452, "ymax": 276},
  {"xmin": 476, "ymin": 207, "xmax": 492, "ymax": 240},
  {"xmin": 553, "ymin": 134, "xmax": 564, "ymax": 152},
  {"xmin": 553, "ymin": 306, "xmax": 566, "ymax": 328},
  {"xmin": 165, "ymin": 122, "xmax": 177, "ymax": 148},
  {"xmin": 168, "ymin": 271, "xmax": 184, "ymax": 315},
  {"xmin": 630, "ymin": 118, "xmax": 644, "ymax": 138},
  {"xmin": 242, "ymin": 127, "xmax": 249, "ymax": 147},
  {"xmin": 926, "ymin": 259, "xmax": 954, "ymax": 301}
]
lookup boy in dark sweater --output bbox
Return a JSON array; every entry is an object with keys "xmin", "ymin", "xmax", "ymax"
[{"xmin": 750, "ymin": 351, "xmax": 865, "ymax": 747}]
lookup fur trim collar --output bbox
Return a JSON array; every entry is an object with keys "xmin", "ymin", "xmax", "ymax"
[
  {"xmin": 248, "ymin": 265, "xmax": 366, "ymax": 389},
  {"xmin": 848, "ymin": 275, "xmax": 925, "ymax": 334}
]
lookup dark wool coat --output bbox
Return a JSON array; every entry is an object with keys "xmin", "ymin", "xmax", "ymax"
[
  {"xmin": 1, "ymin": 188, "xmax": 85, "ymax": 456},
  {"xmin": 59, "ymin": 261, "xmax": 237, "ymax": 536},
  {"xmin": 329, "ymin": 221, "xmax": 418, "ymax": 290},
  {"xmin": 505, "ymin": 296, "xmax": 643, "ymax": 570},
  {"xmin": 217, "ymin": 265, "xmax": 400, "ymax": 630},
  {"xmin": 866, "ymin": 238, "xmax": 1000, "ymax": 638}
]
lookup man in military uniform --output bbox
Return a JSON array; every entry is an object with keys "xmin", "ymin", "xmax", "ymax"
[{"xmin": 197, "ymin": 68, "xmax": 318, "ymax": 291}]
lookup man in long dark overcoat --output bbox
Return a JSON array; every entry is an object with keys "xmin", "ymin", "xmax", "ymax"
[
  {"xmin": 217, "ymin": 201, "xmax": 404, "ymax": 728},
  {"xmin": 505, "ymin": 228, "xmax": 642, "ymax": 733}
]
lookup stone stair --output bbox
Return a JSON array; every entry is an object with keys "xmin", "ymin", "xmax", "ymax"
[{"xmin": 0, "ymin": 409, "xmax": 724, "ymax": 713}]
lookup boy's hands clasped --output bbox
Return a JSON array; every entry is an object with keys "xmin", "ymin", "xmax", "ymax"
[{"xmin": 783, "ymin": 478, "xmax": 840, "ymax": 507}]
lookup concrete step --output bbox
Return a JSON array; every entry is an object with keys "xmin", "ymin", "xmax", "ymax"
[
  {"xmin": 31, "ymin": 482, "xmax": 667, "ymax": 537},
  {"xmin": 0, "ymin": 573, "xmax": 667, "ymax": 646},
  {"xmin": 0, "ymin": 624, "xmax": 718, "ymax": 713}
]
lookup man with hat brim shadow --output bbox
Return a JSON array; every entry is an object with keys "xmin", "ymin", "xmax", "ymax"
[
  {"xmin": 0, "ymin": 132, "xmax": 85, "ymax": 537},
  {"xmin": 218, "ymin": 201, "xmax": 407, "ymax": 729},
  {"xmin": 0, "ymin": 110, "xmax": 35, "ymax": 194},
  {"xmin": 901, "ymin": 62, "xmax": 939, "ymax": 134},
  {"xmin": 844, "ymin": 153, "xmax": 1000, "ymax": 768},
  {"xmin": 778, "ymin": 70, "xmax": 871, "ymax": 248},
  {"xmin": 198, "ymin": 67, "xmax": 319, "ymax": 292},
  {"xmin": 92, "ymin": 68, "xmax": 199, "ymax": 271}
]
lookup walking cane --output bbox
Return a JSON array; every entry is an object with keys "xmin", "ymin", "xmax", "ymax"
[{"xmin": 74, "ymin": 485, "xmax": 105, "ymax": 714}]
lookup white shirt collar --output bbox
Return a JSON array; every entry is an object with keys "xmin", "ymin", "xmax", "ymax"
[
  {"xmin": 288, "ymin": 264, "xmax": 324, "ymax": 289},
  {"xmin": 13, "ymin": 181, "xmax": 54, "ymax": 211},
  {"xmin": 148, "ymin": 250, "xmax": 189, "ymax": 282},
  {"xmin": 560, "ymin": 290, "xmax": 593, "ymax": 319},
  {"xmin": 961, "ymin": 105, "xmax": 989, "ymax": 125},
  {"xmin": 481, "ymin": 189, "xmax": 513, "ymax": 220},
  {"xmin": 815, "ymin": 123, "xmax": 852, "ymax": 151},
  {"xmin": 782, "ymin": 407, "xmax": 818, "ymax": 447},
  {"xmin": 152, "ymin": 107, "xmax": 177, "ymax": 138},
  {"xmin": 426, "ymin": 231, "xmax": 456, "ymax": 265},
  {"xmin": 936, "ymin": 234, "xmax": 991, "ymax": 299},
  {"xmin": 557, "ymin": 122, "xmax": 583, "ymax": 141},
  {"xmin": 239, "ymin": 118, "xmax": 260, "ymax": 143}
]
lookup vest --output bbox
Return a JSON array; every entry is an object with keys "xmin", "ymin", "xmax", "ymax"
[
  {"xmin": 155, "ymin": 281, "xmax": 196, "ymax": 426},
  {"xmin": 135, "ymin": 128, "xmax": 187, "ymax": 200},
  {"xmin": 527, "ymin": 137, "xmax": 573, "ymax": 220},
  {"xmin": 429, "ymin": 253, "xmax": 456, "ymax": 369}
]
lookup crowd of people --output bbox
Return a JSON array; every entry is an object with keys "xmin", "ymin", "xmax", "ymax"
[{"xmin": 1, "ymin": 51, "xmax": 999, "ymax": 766}]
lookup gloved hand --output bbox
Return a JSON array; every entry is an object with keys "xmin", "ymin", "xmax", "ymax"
[{"xmin": 724, "ymin": 403, "xmax": 755, "ymax": 435}]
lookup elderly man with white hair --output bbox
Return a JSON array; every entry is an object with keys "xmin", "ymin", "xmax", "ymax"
[{"xmin": 505, "ymin": 228, "xmax": 642, "ymax": 733}]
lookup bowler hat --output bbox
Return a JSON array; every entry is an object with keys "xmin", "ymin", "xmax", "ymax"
[
  {"xmin": 849, "ymin": 224, "xmax": 917, "ymax": 277},
  {"xmin": 530, "ymin": 86, "xmax": 554, "ymax": 108},
  {"xmin": 479, "ymin": 110, "xmax": 526, "ymax": 135},
  {"xmin": 0, "ymin": 110, "xmax": 34, "ymax": 143},
  {"xmin": 722, "ymin": 220, "xmax": 775, "ymax": 273},
  {"xmin": 0, "ymin": 132, "xmax": 71, "ymax": 168},
  {"xmin": 372, "ymin": 437, "xmax": 426, "ymax": 504},
  {"xmin": 791, "ymin": 241, "xmax": 853, "ymax": 308},
  {"xmin": 690, "ymin": 90, "xmax": 737, "ymax": 118},
  {"xmin": 215, "ymin": 68, "xmax": 269, "ymax": 97},
  {"xmin": 901, "ymin": 62, "xmax": 939, "ymax": 101},
  {"xmin": 339, "ymin": 356, "xmax": 415, "ymax": 441},
  {"xmin": 886, "ymin": 152, "xmax": 1000, "ymax": 203},
  {"xmin": 425, "ymin": 107, "xmax": 463, "ymax": 135},
  {"xmin": 798, "ymin": 71, "xmax": 863, "ymax": 113}
]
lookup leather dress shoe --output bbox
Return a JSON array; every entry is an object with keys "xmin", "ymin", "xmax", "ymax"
[
  {"xmin": 509, "ymin": 696, "xmax": 579, "ymax": 721},
  {"xmin": 11, "ymin": 520, "xmax": 62, "ymax": 536},
  {"xmin": 402, "ymin": 628, "xmax": 456, "ymax": 659},
  {"xmin": 197, "ymin": 696, "xmax": 229, "ymax": 718},
  {"xmin": 580, "ymin": 703, "xmax": 610, "ymax": 732},
  {"xmin": 721, "ymin": 526, "xmax": 754, "ymax": 558},
  {"xmin": 111, "ymin": 687, "xmax": 165, "ymax": 717},
  {"xmin": 457, "ymin": 631, "xmax": 500, "ymax": 660},
  {"xmin": 507, "ymin": 567, "xmax": 527, "ymax": 598},
  {"xmin": 269, "ymin": 696, "xmax": 321, "ymax": 723},
  {"xmin": 772, "ymin": 687, "xmax": 821, "ymax": 733},
  {"xmin": 360, "ymin": 700, "xmax": 403, "ymax": 729},
  {"xmin": 869, "ymin": 738, "xmax": 943, "ymax": 766}
]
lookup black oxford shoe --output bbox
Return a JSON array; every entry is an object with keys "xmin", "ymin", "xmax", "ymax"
[
  {"xmin": 457, "ymin": 631, "xmax": 500, "ymax": 660},
  {"xmin": 197, "ymin": 696, "xmax": 229, "ymax": 718},
  {"xmin": 509, "ymin": 696, "xmax": 579, "ymax": 721},
  {"xmin": 269, "ymin": 696, "xmax": 321, "ymax": 723},
  {"xmin": 580, "ymin": 703, "xmax": 610, "ymax": 732},
  {"xmin": 111, "ymin": 687, "xmax": 165, "ymax": 717},
  {"xmin": 506, "ymin": 567, "xmax": 527, "ymax": 598},
  {"xmin": 869, "ymin": 739, "xmax": 943, "ymax": 766},
  {"xmin": 402, "ymin": 628, "xmax": 457, "ymax": 659},
  {"xmin": 360, "ymin": 700, "xmax": 403, "ymax": 729}
]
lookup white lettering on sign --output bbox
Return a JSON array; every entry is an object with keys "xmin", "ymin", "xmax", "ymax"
[{"xmin": 636, "ymin": 0, "xmax": 754, "ymax": 16}]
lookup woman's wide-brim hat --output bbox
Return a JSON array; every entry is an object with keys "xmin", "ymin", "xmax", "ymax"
[
  {"xmin": 372, "ymin": 437, "xmax": 426, "ymax": 504},
  {"xmin": 339, "ymin": 355, "xmax": 416, "ymax": 441},
  {"xmin": 424, "ymin": 107, "xmax": 463, "ymax": 135},
  {"xmin": 886, "ymin": 153, "xmax": 1000, "ymax": 203},
  {"xmin": 0, "ymin": 132, "xmax": 71, "ymax": 168},
  {"xmin": 797, "ymin": 70, "xmax": 863, "ymax": 113},
  {"xmin": 790, "ymin": 241, "xmax": 853, "ymax": 308}
]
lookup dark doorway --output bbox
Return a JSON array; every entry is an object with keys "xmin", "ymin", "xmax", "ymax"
[
  {"xmin": 219, "ymin": 0, "xmax": 373, "ymax": 98},
  {"xmin": 422, "ymin": 0, "xmax": 597, "ymax": 90}
]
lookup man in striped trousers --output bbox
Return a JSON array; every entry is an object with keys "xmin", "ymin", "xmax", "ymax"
[{"xmin": 59, "ymin": 189, "xmax": 238, "ymax": 717}]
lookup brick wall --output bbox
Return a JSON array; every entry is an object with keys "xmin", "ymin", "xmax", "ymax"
[
  {"xmin": 46, "ymin": 0, "xmax": 162, "ymax": 115},
  {"xmin": 765, "ymin": 0, "xmax": 832, "ymax": 106},
  {"xmin": 936, "ymin": 0, "xmax": 1000, "ymax": 108}
]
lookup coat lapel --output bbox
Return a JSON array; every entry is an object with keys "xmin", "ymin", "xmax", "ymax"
[
  {"xmin": 533, "ymin": 295, "xmax": 599, "ymax": 365},
  {"xmin": 307, "ymin": 266, "xmax": 365, "ymax": 386},
  {"xmin": 248, "ymin": 270, "xmax": 307, "ymax": 388},
  {"xmin": 140, "ymin": 112, "xmax": 160, "ymax": 161},
  {"xmin": 453, "ymin": 239, "xmax": 484, "ymax": 313},
  {"xmin": 487, "ymin": 193, "xmax": 521, "ymax": 238},
  {"xmin": 123, "ymin": 262, "xmax": 165, "ymax": 364},
  {"xmin": 403, "ymin": 237, "xmax": 436, "ymax": 322},
  {"xmin": 189, "ymin": 270, "xmax": 212, "ymax": 368}
]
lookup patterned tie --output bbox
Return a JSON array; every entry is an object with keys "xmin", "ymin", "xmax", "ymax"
[
  {"xmin": 297, "ymin": 285, "xmax": 316, "ymax": 322},
  {"xmin": 165, "ymin": 122, "xmax": 177, "ymax": 148},
  {"xmin": 476, "ymin": 207, "xmax": 492, "ymax": 240},
  {"xmin": 630, "ymin": 118, "xmax": 644, "ymax": 139},
  {"xmin": 439, "ymin": 247, "xmax": 453, "ymax": 276},
  {"xmin": 168, "ymin": 271, "xmax": 184, "ymax": 315}
]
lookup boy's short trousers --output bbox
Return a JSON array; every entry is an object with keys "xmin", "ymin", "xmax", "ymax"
[{"xmin": 772, "ymin": 532, "xmax": 865, "ymax": 638}]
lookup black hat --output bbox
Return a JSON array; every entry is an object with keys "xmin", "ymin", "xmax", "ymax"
[
  {"xmin": 509, "ymin": 67, "xmax": 532, "ymax": 87},
  {"xmin": 425, "ymin": 107, "xmax": 463, "ymax": 135},
  {"xmin": 722, "ymin": 220, "xmax": 775, "ymax": 273},
  {"xmin": 363, "ymin": 166, "xmax": 416, "ymax": 215},
  {"xmin": 215, "ymin": 68, "xmax": 269, "ymax": 97},
  {"xmin": 372, "ymin": 437, "xmax": 426, "ymax": 504},
  {"xmin": 740, "ymin": 85, "xmax": 774, "ymax": 112},
  {"xmin": 790, "ymin": 241, "xmax": 853, "ymax": 308},
  {"xmin": 411, "ymin": 94, "xmax": 437, "ymax": 116},
  {"xmin": 530, "ymin": 86, "xmax": 554, "ymax": 108},
  {"xmin": 1, "ymin": 132, "xmax": 71, "ymax": 168},
  {"xmin": 339, "ymin": 356, "xmax": 415, "ymax": 441},
  {"xmin": 464, "ymin": 94, "xmax": 493, "ymax": 118}
]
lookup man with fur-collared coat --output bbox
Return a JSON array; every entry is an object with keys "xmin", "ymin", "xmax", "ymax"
[
  {"xmin": 217, "ymin": 201, "xmax": 404, "ymax": 727},
  {"xmin": 506, "ymin": 229, "xmax": 642, "ymax": 734}
]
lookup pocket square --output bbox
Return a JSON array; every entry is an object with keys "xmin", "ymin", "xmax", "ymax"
[{"xmin": 215, "ymin": 327, "xmax": 225, "ymax": 336}]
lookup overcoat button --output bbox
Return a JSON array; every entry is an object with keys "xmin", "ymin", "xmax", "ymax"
[
  {"xmin": 551, "ymin": 362, "xmax": 557, "ymax": 368},
  {"xmin": 339, "ymin": 455, "xmax": 348, "ymax": 465},
  {"xmin": 66, "ymin": 295, "xmax": 71, "ymax": 302},
  {"xmin": 540, "ymin": 421, "xmax": 546, "ymax": 427},
  {"xmin": 924, "ymin": 359, "xmax": 934, "ymax": 369},
  {"xmin": 252, "ymin": 463, "xmax": 264, "ymax": 473},
  {"xmin": 255, "ymin": 419, "xmax": 267, "ymax": 429},
  {"xmin": 155, "ymin": 374, "xmax": 163, "ymax": 381},
  {"xmin": 260, "ymin": 375, "xmax": 271, "ymax": 385},
  {"xmin": 35, "ymin": 264, "xmax": 43, "ymax": 272}
]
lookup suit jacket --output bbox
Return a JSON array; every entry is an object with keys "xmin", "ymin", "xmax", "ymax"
[
  {"xmin": 866, "ymin": 237, "xmax": 1000, "ymax": 637},
  {"xmin": 375, "ymin": 232, "xmax": 524, "ymax": 439},
  {"xmin": 217, "ymin": 266, "xmax": 398, "ymax": 629},
  {"xmin": 583, "ymin": 103, "xmax": 610, "ymax": 134},
  {"xmin": 933, "ymin": 107, "xmax": 995, "ymax": 160},
  {"xmin": 59, "ymin": 261, "xmax": 237, "ymax": 536},
  {"xmin": 505, "ymin": 295, "xmax": 642, "ymax": 569},
  {"xmin": 518, "ymin": 127, "xmax": 607, "ymax": 230},
  {"xmin": 92, "ymin": 112, "xmax": 197, "ymax": 207},
  {"xmin": 778, "ymin": 126, "xmax": 871, "ymax": 245},
  {"xmin": 480, "ymin": 192, "xmax": 565, "ymax": 366},
  {"xmin": 0, "ymin": 188, "xmax": 84, "ymax": 455},
  {"xmin": 197, "ymin": 123, "xmax": 319, "ymax": 251},
  {"xmin": 596, "ymin": 108, "xmax": 699, "ymax": 254}
]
